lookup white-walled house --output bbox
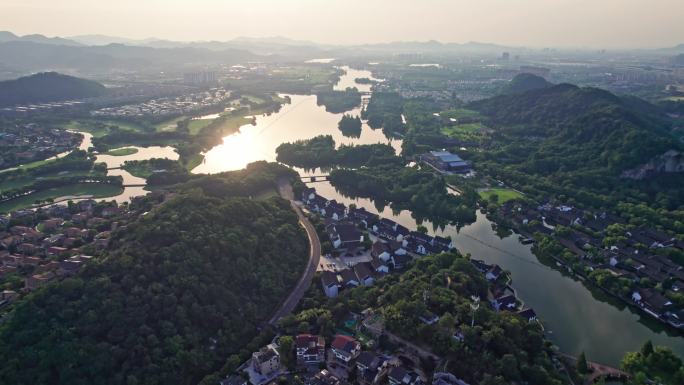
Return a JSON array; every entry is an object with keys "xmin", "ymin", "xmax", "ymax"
[{"xmin": 321, "ymin": 271, "xmax": 339, "ymax": 298}]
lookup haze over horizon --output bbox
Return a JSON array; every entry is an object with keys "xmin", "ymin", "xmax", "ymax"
[{"xmin": 2, "ymin": 0, "xmax": 683, "ymax": 49}]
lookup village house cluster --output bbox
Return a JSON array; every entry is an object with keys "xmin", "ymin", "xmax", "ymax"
[
  {"xmin": 300, "ymin": 188, "xmax": 455, "ymax": 298},
  {"xmin": 233, "ymin": 287, "xmax": 532, "ymax": 385},
  {"xmin": 0, "ymin": 100, "xmax": 87, "ymax": 118},
  {"xmin": 0, "ymin": 197, "xmax": 150, "ymax": 310},
  {"xmin": 469, "ymin": 258, "xmax": 538, "ymax": 323},
  {"xmin": 374, "ymin": 72, "xmax": 502, "ymax": 103},
  {"xmin": 0, "ymin": 123, "xmax": 81, "ymax": 168},
  {"xmin": 501, "ymin": 200, "xmax": 684, "ymax": 329},
  {"xmin": 301, "ymin": 187, "xmax": 537, "ymax": 324},
  {"xmin": 90, "ymin": 87, "xmax": 230, "ymax": 118},
  {"xmin": 230, "ymin": 329, "xmax": 460, "ymax": 385}
]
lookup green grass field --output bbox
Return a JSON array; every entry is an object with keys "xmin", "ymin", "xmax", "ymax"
[
  {"xmin": 104, "ymin": 147, "xmax": 139, "ymax": 156},
  {"xmin": 121, "ymin": 164, "xmax": 154, "ymax": 179},
  {"xmin": 9, "ymin": 157, "xmax": 59, "ymax": 172},
  {"xmin": 439, "ymin": 108, "xmax": 482, "ymax": 120},
  {"xmin": 441, "ymin": 122, "xmax": 485, "ymax": 136},
  {"xmin": 154, "ymin": 116, "xmax": 186, "ymax": 133},
  {"xmin": 184, "ymin": 153, "xmax": 205, "ymax": 171},
  {"xmin": 65, "ymin": 119, "xmax": 148, "ymax": 137},
  {"xmin": 272, "ymin": 66, "xmax": 337, "ymax": 84},
  {"xmin": 213, "ymin": 115, "xmax": 253, "ymax": 136},
  {"xmin": 241, "ymin": 94, "xmax": 266, "ymax": 104},
  {"xmin": 479, "ymin": 188, "xmax": 524, "ymax": 204},
  {"xmin": 0, "ymin": 169, "xmax": 107, "ymax": 192},
  {"xmin": 0, "ymin": 183, "xmax": 123, "ymax": 213},
  {"xmin": 187, "ymin": 119, "xmax": 213, "ymax": 135}
]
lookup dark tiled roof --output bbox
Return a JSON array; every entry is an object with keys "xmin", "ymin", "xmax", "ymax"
[
  {"xmin": 356, "ymin": 351, "xmax": 378, "ymax": 369},
  {"xmin": 388, "ymin": 366, "xmax": 408, "ymax": 382},
  {"xmin": 354, "ymin": 262, "xmax": 373, "ymax": 280},
  {"xmin": 321, "ymin": 271, "xmax": 339, "ymax": 288},
  {"xmin": 339, "ymin": 269, "xmax": 359, "ymax": 285}
]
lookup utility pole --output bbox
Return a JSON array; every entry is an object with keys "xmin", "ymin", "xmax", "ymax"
[{"xmin": 470, "ymin": 295, "xmax": 480, "ymax": 327}]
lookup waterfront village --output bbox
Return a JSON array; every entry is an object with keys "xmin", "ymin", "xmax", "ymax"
[
  {"xmin": 90, "ymin": 87, "xmax": 231, "ymax": 119},
  {"xmin": 0, "ymin": 123, "xmax": 81, "ymax": 168},
  {"xmin": 220, "ymin": 186, "xmax": 538, "ymax": 385},
  {"xmin": 0, "ymin": 192, "xmax": 169, "ymax": 310},
  {"xmin": 497, "ymin": 199, "xmax": 684, "ymax": 330},
  {"xmin": 219, "ymin": 179, "xmax": 684, "ymax": 385}
]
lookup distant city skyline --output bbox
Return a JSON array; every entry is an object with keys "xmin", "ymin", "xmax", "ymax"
[{"xmin": 2, "ymin": 0, "xmax": 683, "ymax": 49}]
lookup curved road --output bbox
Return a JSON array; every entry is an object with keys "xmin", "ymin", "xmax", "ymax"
[{"xmin": 269, "ymin": 179, "xmax": 321, "ymax": 325}]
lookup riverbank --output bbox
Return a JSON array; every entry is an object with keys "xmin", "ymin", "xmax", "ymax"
[
  {"xmin": 308, "ymin": 178, "xmax": 684, "ymax": 366},
  {"xmin": 0, "ymin": 183, "xmax": 123, "ymax": 213},
  {"xmin": 487, "ymin": 200, "xmax": 684, "ymax": 336}
]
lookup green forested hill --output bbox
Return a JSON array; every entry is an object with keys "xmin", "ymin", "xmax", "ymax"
[
  {"xmin": 466, "ymin": 84, "xmax": 684, "ymax": 227},
  {"xmin": 0, "ymin": 168, "xmax": 308, "ymax": 384},
  {"xmin": 500, "ymin": 73, "xmax": 552, "ymax": 95},
  {"xmin": 469, "ymin": 83, "xmax": 679, "ymax": 173},
  {"xmin": 0, "ymin": 72, "xmax": 107, "ymax": 107}
]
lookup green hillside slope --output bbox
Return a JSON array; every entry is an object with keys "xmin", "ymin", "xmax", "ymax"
[{"xmin": 0, "ymin": 72, "xmax": 107, "ymax": 106}]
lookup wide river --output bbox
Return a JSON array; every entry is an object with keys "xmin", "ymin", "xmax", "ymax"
[{"xmin": 190, "ymin": 66, "xmax": 684, "ymax": 366}]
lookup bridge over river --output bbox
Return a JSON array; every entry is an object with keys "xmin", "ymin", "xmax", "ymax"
[{"xmin": 301, "ymin": 174, "xmax": 330, "ymax": 183}]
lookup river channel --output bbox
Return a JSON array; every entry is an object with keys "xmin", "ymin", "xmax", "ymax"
[
  {"xmin": 189, "ymin": 66, "xmax": 684, "ymax": 367},
  {"xmin": 76, "ymin": 132, "xmax": 178, "ymax": 203},
  {"xmin": 53, "ymin": 65, "xmax": 684, "ymax": 366}
]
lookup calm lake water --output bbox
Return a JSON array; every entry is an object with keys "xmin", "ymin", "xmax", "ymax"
[
  {"xmin": 192, "ymin": 67, "xmax": 394, "ymax": 174},
  {"xmin": 78, "ymin": 132, "xmax": 178, "ymax": 203},
  {"xmin": 189, "ymin": 67, "xmax": 684, "ymax": 367},
  {"xmin": 334, "ymin": 66, "xmax": 377, "ymax": 93}
]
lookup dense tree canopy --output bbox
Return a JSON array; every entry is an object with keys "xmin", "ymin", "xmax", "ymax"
[
  {"xmin": 315, "ymin": 87, "xmax": 361, "ymax": 113},
  {"xmin": 0, "ymin": 167, "xmax": 308, "ymax": 385},
  {"xmin": 275, "ymin": 135, "xmax": 396, "ymax": 169},
  {"xmin": 621, "ymin": 341, "xmax": 684, "ymax": 385},
  {"xmin": 329, "ymin": 164, "xmax": 478, "ymax": 227},
  {"xmin": 295, "ymin": 252, "xmax": 564, "ymax": 385},
  {"xmin": 338, "ymin": 114, "xmax": 362, "ymax": 138},
  {"xmin": 361, "ymin": 92, "xmax": 405, "ymax": 137}
]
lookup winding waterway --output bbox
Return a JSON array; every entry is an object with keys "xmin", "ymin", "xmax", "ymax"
[
  {"xmin": 77, "ymin": 132, "xmax": 178, "ymax": 203},
  {"xmin": 192, "ymin": 68, "xmax": 395, "ymax": 173},
  {"xmin": 187, "ymin": 66, "xmax": 684, "ymax": 367}
]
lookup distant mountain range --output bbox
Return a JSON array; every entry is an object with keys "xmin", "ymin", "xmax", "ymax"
[
  {"xmin": 0, "ymin": 40, "xmax": 263, "ymax": 75},
  {"xmin": 2, "ymin": 30, "xmax": 683, "ymax": 53},
  {"xmin": 0, "ymin": 30, "xmax": 682, "ymax": 76},
  {"xmin": 0, "ymin": 31, "xmax": 83, "ymax": 46},
  {"xmin": 0, "ymin": 72, "xmax": 107, "ymax": 107}
]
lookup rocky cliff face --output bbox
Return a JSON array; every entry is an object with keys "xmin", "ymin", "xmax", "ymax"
[{"xmin": 621, "ymin": 150, "xmax": 684, "ymax": 180}]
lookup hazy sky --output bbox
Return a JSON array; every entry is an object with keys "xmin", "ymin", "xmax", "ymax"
[{"xmin": 2, "ymin": 0, "xmax": 683, "ymax": 48}]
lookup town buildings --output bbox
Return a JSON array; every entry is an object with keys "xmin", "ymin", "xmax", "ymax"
[
  {"xmin": 330, "ymin": 335, "xmax": 361, "ymax": 365},
  {"xmin": 420, "ymin": 151, "xmax": 471, "ymax": 174},
  {"xmin": 296, "ymin": 334, "xmax": 326, "ymax": 364},
  {"xmin": 302, "ymin": 187, "xmax": 457, "ymax": 299},
  {"xmin": 251, "ymin": 345, "xmax": 280, "ymax": 376}
]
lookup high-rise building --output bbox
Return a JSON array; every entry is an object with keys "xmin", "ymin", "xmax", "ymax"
[{"xmin": 183, "ymin": 71, "xmax": 217, "ymax": 85}]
